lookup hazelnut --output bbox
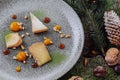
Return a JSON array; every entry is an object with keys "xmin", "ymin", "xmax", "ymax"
[{"xmin": 105, "ymin": 48, "xmax": 120, "ymax": 66}]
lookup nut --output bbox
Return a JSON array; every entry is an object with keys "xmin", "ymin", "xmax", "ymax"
[
  {"xmin": 68, "ymin": 76, "xmax": 83, "ymax": 80},
  {"xmin": 24, "ymin": 15, "xmax": 28, "ymax": 19},
  {"xmin": 60, "ymin": 33, "xmax": 65, "ymax": 38},
  {"xmin": 12, "ymin": 47, "xmax": 16, "ymax": 50},
  {"xmin": 105, "ymin": 48, "xmax": 120, "ymax": 66},
  {"xmin": 23, "ymin": 61, "xmax": 26, "ymax": 64},
  {"xmin": 21, "ymin": 34, "xmax": 25, "ymax": 38},
  {"xmin": 20, "ymin": 45, "xmax": 25, "ymax": 50},
  {"xmin": 13, "ymin": 56, "xmax": 17, "ymax": 60},
  {"xmin": 29, "ymin": 54, "xmax": 33, "ymax": 58},
  {"xmin": 65, "ymin": 34, "xmax": 71, "ymax": 38},
  {"xmin": 18, "ymin": 22, "xmax": 23, "ymax": 26},
  {"xmin": 26, "ymin": 32, "xmax": 30, "ymax": 36}
]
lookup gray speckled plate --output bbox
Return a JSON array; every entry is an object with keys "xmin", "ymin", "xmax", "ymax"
[{"xmin": 0, "ymin": 0, "xmax": 84, "ymax": 80}]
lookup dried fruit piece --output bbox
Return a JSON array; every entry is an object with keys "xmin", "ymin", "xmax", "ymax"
[
  {"xmin": 32, "ymin": 62, "xmax": 38, "ymax": 68},
  {"xmin": 58, "ymin": 43, "xmax": 65, "ymax": 49},
  {"xmin": 43, "ymin": 17, "xmax": 51, "ymax": 23},
  {"xmin": 53, "ymin": 24, "xmax": 61, "ymax": 32},
  {"xmin": 10, "ymin": 22, "xmax": 24, "ymax": 32},
  {"xmin": 93, "ymin": 66, "xmax": 106, "ymax": 77},
  {"xmin": 16, "ymin": 66, "xmax": 21, "ymax": 72},
  {"xmin": 3, "ymin": 49, "xmax": 10, "ymax": 55},
  {"xmin": 11, "ymin": 14, "xmax": 17, "ymax": 19},
  {"xmin": 44, "ymin": 37, "xmax": 53, "ymax": 45},
  {"xmin": 14, "ymin": 51, "xmax": 28, "ymax": 62}
]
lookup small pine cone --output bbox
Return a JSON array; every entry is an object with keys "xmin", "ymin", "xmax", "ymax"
[
  {"xmin": 68, "ymin": 76, "xmax": 83, "ymax": 80},
  {"xmin": 104, "ymin": 10, "xmax": 120, "ymax": 45}
]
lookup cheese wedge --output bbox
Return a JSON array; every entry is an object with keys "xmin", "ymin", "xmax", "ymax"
[
  {"xmin": 5, "ymin": 33, "xmax": 22, "ymax": 48},
  {"xmin": 29, "ymin": 42, "xmax": 51, "ymax": 66},
  {"xmin": 30, "ymin": 13, "xmax": 48, "ymax": 33}
]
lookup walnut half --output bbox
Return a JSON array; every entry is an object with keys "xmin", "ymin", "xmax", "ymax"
[
  {"xmin": 68, "ymin": 76, "xmax": 83, "ymax": 80},
  {"xmin": 105, "ymin": 48, "xmax": 120, "ymax": 66}
]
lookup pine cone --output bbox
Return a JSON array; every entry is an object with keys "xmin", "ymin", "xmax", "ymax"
[{"xmin": 104, "ymin": 10, "xmax": 120, "ymax": 45}]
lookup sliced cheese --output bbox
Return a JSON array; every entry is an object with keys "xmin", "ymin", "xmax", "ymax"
[
  {"xmin": 30, "ymin": 13, "xmax": 48, "ymax": 33},
  {"xmin": 5, "ymin": 33, "xmax": 22, "ymax": 48},
  {"xmin": 29, "ymin": 42, "xmax": 51, "ymax": 66}
]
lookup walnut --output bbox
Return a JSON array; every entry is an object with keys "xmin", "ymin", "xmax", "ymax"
[
  {"xmin": 68, "ymin": 76, "xmax": 83, "ymax": 80},
  {"xmin": 105, "ymin": 48, "xmax": 120, "ymax": 66}
]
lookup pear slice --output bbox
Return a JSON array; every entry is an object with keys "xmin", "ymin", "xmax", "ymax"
[
  {"xmin": 5, "ymin": 33, "xmax": 22, "ymax": 48},
  {"xmin": 29, "ymin": 42, "xmax": 51, "ymax": 66},
  {"xmin": 30, "ymin": 13, "xmax": 48, "ymax": 33}
]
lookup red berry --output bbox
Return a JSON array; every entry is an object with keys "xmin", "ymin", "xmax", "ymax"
[
  {"xmin": 32, "ymin": 62, "xmax": 38, "ymax": 68},
  {"xmin": 3, "ymin": 49, "xmax": 10, "ymax": 55},
  {"xmin": 11, "ymin": 14, "xmax": 17, "ymax": 19},
  {"xmin": 43, "ymin": 17, "xmax": 51, "ymax": 23},
  {"xmin": 58, "ymin": 43, "xmax": 65, "ymax": 49}
]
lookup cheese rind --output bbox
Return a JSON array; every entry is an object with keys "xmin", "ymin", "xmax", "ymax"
[
  {"xmin": 30, "ymin": 13, "xmax": 48, "ymax": 33},
  {"xmin": 29, "ymin": 42, "xmax": 51, "ymax": 66}
]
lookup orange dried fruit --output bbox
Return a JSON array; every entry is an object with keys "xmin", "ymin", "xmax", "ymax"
[
  {"xmin": 53, "ymin": 24, "xmax": 61, "ymax": 32},
  {"xmin": 16, "ymin": 66, "xmax": 21, "ymax": 72},
  {"xmin": 16, "ymin": 51, "xmax": 27, "ymax": 62},
  {"xmin": 10, "ymin": 22, "xmax": 23, "ymax": 32},
  {"xmin": 44, "ymin": 37, "xmax": 53, "ymax": 45}
]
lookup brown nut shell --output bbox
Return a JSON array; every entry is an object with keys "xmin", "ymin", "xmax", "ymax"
[{"xmin": 105, "ymin": 48, "xmax": 120, "ymax": 66}]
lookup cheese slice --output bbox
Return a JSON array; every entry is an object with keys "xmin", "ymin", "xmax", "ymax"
[
  {"xmin": 29, "ymin": 42, "xmax": 51, "ymax": 66},
  {"xmin": 30, "ymin": 13, "xmax": 48, "ymax": 33},
  {"xmin": 5, "ymin": 33, "xmax": 22, "ymax": 48}
]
